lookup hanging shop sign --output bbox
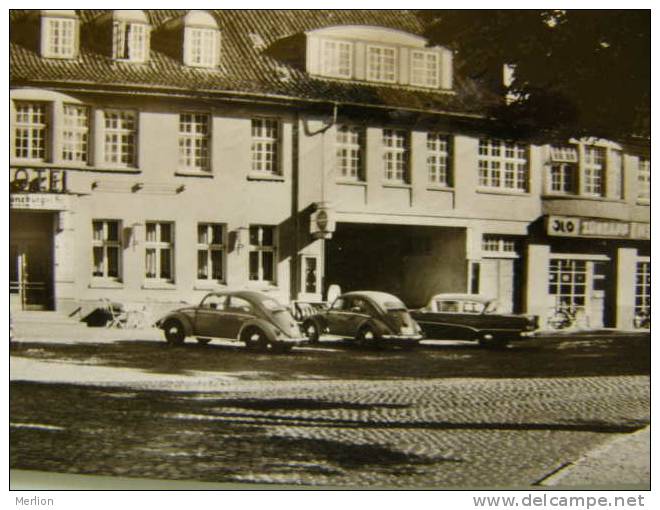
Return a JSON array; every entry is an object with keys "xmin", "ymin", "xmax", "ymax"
[
  {"xmin": 546, "ymin": 215, "xmax": 650, "ymax": 240},
  {"xmin": 10, "ymin": 167, "xmax": 68, "ymax": 194},
  {"xmin": 310, "ymin": 202, "xmax": 336, "ymax": 240}
]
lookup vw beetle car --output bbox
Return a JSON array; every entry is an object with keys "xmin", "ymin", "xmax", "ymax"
[
  {"xmin": 155, "ymin": 291, "xmax": 306, "ymax": 353},
  {"xmin": 410, "ymin": 293, "xmax": 538, "ymax": 348},
  {"xmin": 302, "ymin": 291, "xmax": 423, "ymax": 347}
]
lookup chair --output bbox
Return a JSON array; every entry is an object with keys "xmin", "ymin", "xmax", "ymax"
[{"xmin": 100, "ymin": 298, "xmax": 128, "ymax": 328}]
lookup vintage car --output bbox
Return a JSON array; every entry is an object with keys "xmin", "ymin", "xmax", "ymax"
[
  {"xmin": 302, "ymin": 291, "xmax": 423, "ymax": 347},
  {"xmin": 155, "ymin": 291, "xmax": 306, "ymax": 353},
  {"xmin": 410, "ymin": 293, "xmax": 538, "ymax": 348}
]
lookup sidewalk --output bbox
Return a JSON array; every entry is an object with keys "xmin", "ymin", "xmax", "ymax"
[{"xmin": 541, "ymin": 426, "xmax": 650, "ymax": 488}]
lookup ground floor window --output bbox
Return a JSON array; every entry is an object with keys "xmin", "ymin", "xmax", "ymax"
[
  {"xmin": 635, "ymin": 261, "xmax": 650, "ymax": 317},
  {"xmin": 249, "ymin": 225, "xmax": 276, "ymax": 283},
  {"xmin": 197, "ymin": 223, "xmax": 225, "ymax": 282},
  {"xmin": 548, "ymin": 259, "xmax": 587, "ymax": 311},
  {"xmin": 145, "ymin": 222, "xmax": 174, "ymax": 281},
  {"xmin": 92, "ymin": 220, "xmax": 121, "ymax": 279},
  {"xmin": 303, "ymin": 256, "xmax": 319, "ymax": 294}
]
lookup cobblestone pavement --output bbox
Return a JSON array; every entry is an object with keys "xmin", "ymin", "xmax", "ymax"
[{"xmin": 10, "ymin": 373, "xmax": 650, "ymax": 488}]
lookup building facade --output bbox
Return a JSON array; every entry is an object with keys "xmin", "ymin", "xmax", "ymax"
[{"xmin": 9, "ymin": 10, "xmax": 650, "ymax": 329}]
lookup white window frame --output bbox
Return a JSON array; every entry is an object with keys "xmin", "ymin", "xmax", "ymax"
[
  {"xmin": 548, "ymin": 145, "xmax": 578, "ymax": 195},
  {"xmin": 185, "ymin": 27, "xmax": 219, "ymax": 68},
  {"xmin": 638, "ymin": 156, "xmax": 650, "ymax": 202},
  {"xmin": 321, "ymin": 39, "xmax": 353, "ymax": 79},
  {"xmin": 178, "ymin": 112, "xmax": 210, "ymax": 172},
  {"xmin": 249, "ymin": 225, "xmax": 277, "ymax": 284},
  {"xmin": 14, "ymin": 102, "xmax": 48, "ymax": 162},
  {"xmin": 366, "ymin": 44, "xmax": 397, "ymax": 84},
  {"xmin": 635, "ymin": 261, "xmax": 650, "ymax": 315},
  {"xmin": 582, "ymin": 145, "xmax": 605, "ymax": 197},
  {"xmin": 335, "ymin": 125, "xmax": 364, "ymax": 181},
  {"xmin": 92, "ymin": 220, "xmax": 122, "ymax": 281},
  {"xmin": 196, "ymin": 223, "xmax": 226, "ymax": 283},
  {"xmin": 42, "ymin": 17, "xmax": 76, "ymax": 59},
  {"xmin": 548, "ymin": 258, "xmax": 588, "ymax": 312},
  {"xmin": 62, "ymin": 103, "xmax": 89, "ymax": 163},
  {"xmin": 481, "ymin": 235, "xmax": 519, "ymax": 258},
  {"xmin": 410, "ymin": 50, "xmax": 440, "ymax": 88},
  {"xmin": 145, "ymin": 222, "xmax": 174, "ymax": 282},
  {"xmin": 103, "ymin": 109, "xmax": 137, "ymax": 167},
  {"xmin": 427, "ymin": 132, "xmax": 451, "ymax": 186},
  {"xmin": 251, "ymin": 118, "xmax": 280, "ymax": 175},
  {"xmin": 383, "ymin": 129, "xmax": 409, "ymax": 184},
  {"xmin": 113, "ymin": 21, "xmax": 149, "ymax": 62},
  {"xmin": 478, "ymin": 139, "xmax": 528, "ymax": 192}
]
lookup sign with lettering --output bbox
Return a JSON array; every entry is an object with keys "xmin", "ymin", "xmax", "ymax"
[
  {"xmin": 10, "ymin": 193, "xmax": 71, "ymax": 210},
  {"xmin": 310, "ymin": 202, "xmax": 336, "ymax": 239},
  {"xmin": 10, "ymin": 167, "xmax": 68, "ymax": 193},
  {"xmin": 547, "ymin": 215, "xmax": 649, "ymax": 240}
]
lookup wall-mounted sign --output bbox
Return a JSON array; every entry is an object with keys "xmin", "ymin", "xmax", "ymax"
[
  {"xmin": 10, "ymin": 167, "xmax": 68, "ymax": 193},
  {"xmin": 10, "ymin": 193, "xmax": 71, "ymax": 210},
  {"xmin": 310, "ymin": 202, "xmax": 336, "ymax": 239},
  {"xmin": 546, "ymin": 215, "xmax": 649, "ymax": 240}
]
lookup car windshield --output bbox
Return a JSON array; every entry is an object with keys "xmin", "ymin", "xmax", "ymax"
[{"xmin": 260, "ymin": 297, "xmax": 287, "ymax": 312}]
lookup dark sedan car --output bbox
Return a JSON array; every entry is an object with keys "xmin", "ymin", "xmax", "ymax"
[
  {"xmin": 155, "ymin": 291, "xmax": 306, "ymax": 353},
  {"xmin": 302, "ymin": 291, "xmax": 423, "ymax": 348},
  {"xmin": 410, "ymin": 293, "xmax": 538, "ymax": 348}
]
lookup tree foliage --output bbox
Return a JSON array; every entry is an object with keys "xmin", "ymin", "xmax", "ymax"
[{"xmin": 419, "ymin": 10, "xmax": 650, "ymax": 140}]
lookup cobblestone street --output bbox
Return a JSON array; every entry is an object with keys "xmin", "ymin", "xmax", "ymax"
[{"xmin": 10, "ymin": 333, "xmax": 650, "ymax": 488}]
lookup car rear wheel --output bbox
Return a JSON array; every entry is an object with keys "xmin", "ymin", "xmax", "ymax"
[
  {"xmin": 478, "ymin": 335, "xmax": 508, "ymax": 349},
  {"xmin": 243, "ymin": 328, "xmax": 269, "ymax": 352},
  {"xmin": 355, "ymin": 325, "xmax": 379, "ymax": 348},
  {"xmin": 196, "ymin": 337, "xmax": 212, "ymax": 345},
  {"xmin": 303, "ymin": 320, "xmax": 320, "ymax": 344},
  {"xmin": 163, "ymin": 319, "xmax": 186, "ymax": 345}
]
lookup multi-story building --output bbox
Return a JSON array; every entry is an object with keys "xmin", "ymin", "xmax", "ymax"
[{"xmin": 9, "ymin": 10, "xmax": 650, "ymax": 329}]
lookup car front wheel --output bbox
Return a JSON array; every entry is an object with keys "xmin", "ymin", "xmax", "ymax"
[
  {"xmin": 355, "ymin": 325, "xmax": 379, "ymax": 348},
  {"xmin": 303, "ymin": 320, "xmax": 320, "ymax": 344},
  {"xmin": 163, "ymin": 319, "xmax": 186, "ymax": 345}
]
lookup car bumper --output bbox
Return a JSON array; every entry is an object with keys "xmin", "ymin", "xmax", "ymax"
[
  {"xmin": 275, "ymin": 336, "xmax": 308, "ymax": 345},
  {"xmin": 520, "ymin": 330, "xmax": 536, "ymax": 338},
  {"xmin": 380, "ymin": 334, "xmax": 423, "ymax": 344}
]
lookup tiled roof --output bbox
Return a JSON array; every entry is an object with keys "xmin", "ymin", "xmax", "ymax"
[{"xmin": 10, "ymin": 10, "xmax": 499, "ymax": 117}]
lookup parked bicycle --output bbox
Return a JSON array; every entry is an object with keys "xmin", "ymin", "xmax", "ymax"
[
  {"xmin": 547, "ymin": 303, "xmax": 581, "ymax": 330},
  {"xmin": 633, "ymin": 309, "xmax": 650, "ymax": 329}
]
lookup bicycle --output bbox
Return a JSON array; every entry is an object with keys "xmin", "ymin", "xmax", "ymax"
[
  {"xmin": 547, "ymin": 304, "xmax": 580, "ymax": 330},
  {"xmin": 633, "ymin": 309, "xmax": 650, "ymax": 329}
]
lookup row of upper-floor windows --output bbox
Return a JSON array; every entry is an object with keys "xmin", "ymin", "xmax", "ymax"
[{"xmin": 11, "ymin": 100, "xmax": 650, "ymax": 201}]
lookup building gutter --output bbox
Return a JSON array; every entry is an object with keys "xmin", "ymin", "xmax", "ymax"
[{"xmin": 10, "ymin": 78, "xmax": 492, "ymax": 122}]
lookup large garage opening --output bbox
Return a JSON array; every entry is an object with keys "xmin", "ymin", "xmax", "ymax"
[{"xmin": 325, "ymin": 223, "xmax": 468, "ymax": 308}]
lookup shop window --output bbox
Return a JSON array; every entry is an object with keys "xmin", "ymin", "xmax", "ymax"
[
  {"xmin": 42, "ymin": 16, "xmax": 77, "ymax": 59},
  {"xmin": 592, "ymin": 261, "xmax": 607, "ymax": 292},
  {"xmin": 427, "ymin": 133, "xmax": 451, "ymax": 186},
  {"xmin": 62, "ymin": 104, "xmax": 89, "ymax": 163},
  {"xmin": 92, "ymin": 220, "xmax": 122, "ymax": 280},
  {"xmin": 303, "ymin": 256, "xmax": 319, "ymax": 294},
  {"xmin": 103, "ymin": 109, "xmax": 137, "ymax": 167},
  {"xmin": 322, "ymin": 39, "xmax": 353, "ymax": 78},
  {"xmin": 251, "ymin": 119, "xmax": 280, "ymax": 175},
  {"xmin": 14, "ymin": 102, "xmax": 48, "ymax": 161},
  {"xmin": 197, "ymin": 223, "xmax": 225, "ymax": 282},
  {"xmin": 367, "ymin": 45, "xmax": 397, "ymax": 83},
  {"xmin": 113, "ymin": 21, "xmax": 149, "ymax": 62},
  {"xmin": 411, "ymin": 50, "xmax": 440, "ymax": 88},
  {"xmin": 383, "ymin": 129, "xmax": 409, "ymax": 184},
  {"xmin": 635, "ymin": 262, "xmax": 650, "ymax": 316},
  {"xmin": 179, "ymin": 113, "xmax": 210, "ymax": 172},
  {"xmin": 249, "ymin": 225, "xmax": 276, "ymax": 283},
  {"xmin": 548, "ymin": 259, "xmax": 587, "ymax": 311},
  {"xmin": 583, "ymin": 146, "xmax": 605, "ymax": 196},
  {"xmin": 336, "ymin": 125, "xmax": 364, "ymax": 181},
  {"xmin": 638, "ymin": 157, "xmax": 650, "ymax": 201},
  {"xmin": 478, "ymin": 139, "xmax": 528, "ymax": 192},
  {"xmin": 145, "ymin": 222, "xmax": 174, "ymax": 282}
]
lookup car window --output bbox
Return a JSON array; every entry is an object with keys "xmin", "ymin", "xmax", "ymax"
[
  {"xmin": 350, "ymin": 298, "xmax": 370, "ymax": 314},
  {"xmin": 200, "ymin": 294, "xmax": 228, "ymax": 310},
  {"xmin": 331, "ymin": 298, "xmax": 345, "ymax": 311},
  {"xmin": 462, "ymin": 301, "xmax": 485, "ymax": 314},
  {"xmin": 436, "ymin": 300, "xmax": 459, "ymax": 313},
  {"xmin": 383, "ymin": 299, "xmax": 406, "ymax": 311},
  {"xmin": 228, "ymin": 296, "xmax": 253, "ymax": 314},
  {"xmin": 261, "ymin": 297, "xmax": 286, "ymax": 312}
]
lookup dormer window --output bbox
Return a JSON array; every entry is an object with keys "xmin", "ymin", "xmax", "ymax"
[
  {"xmin": 182, "ymin": 11, "xmax": 220, "ymax": 68},
  {"xmin": 322, "ymin": 40, "xmax": 353, "ymax": 78},
  {"xmin": 367, "ymin": 45, "xmax": 397, "ymax": 83},
  {"xmin": 111, "ymin": 11, "xmax": 150, "ymax": 63},
  {"xmin": 40, "ymin": 11, "xmax": 78, "ymax": 59},
  {"xmin": 411, "ymin": 50, "xmax": 440, "ymax": 88}
]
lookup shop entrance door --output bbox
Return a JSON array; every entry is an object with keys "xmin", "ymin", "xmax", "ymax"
[{"xmin": 10, "ymin": 212, "xmax": 55, "ymax": 311}]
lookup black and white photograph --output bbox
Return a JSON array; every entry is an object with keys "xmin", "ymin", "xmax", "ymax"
[{"xmin": 8, "ymin": 5, "xmax": 651, "ymax": 494}]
